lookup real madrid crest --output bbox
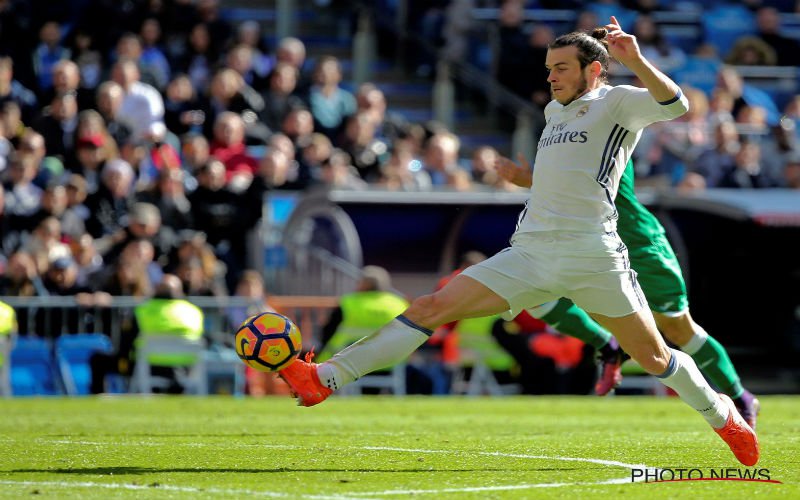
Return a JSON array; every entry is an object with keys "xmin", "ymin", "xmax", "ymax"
[{"xmin": 576, "ymin": 105, "xmax": 589, "ymax": 117}]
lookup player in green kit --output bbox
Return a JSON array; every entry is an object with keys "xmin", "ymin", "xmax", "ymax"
[{"xmin": 499, "ymin": 156, "xmax": 760, "ymax": 428}]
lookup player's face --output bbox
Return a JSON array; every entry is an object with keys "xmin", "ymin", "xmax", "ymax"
[{"xmin": 545, "ymin": 46, "xmax": 590, "ymax": 105}]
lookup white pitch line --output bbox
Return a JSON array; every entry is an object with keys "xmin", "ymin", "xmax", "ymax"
[
  {"xmin": 5, "ymin": 443, "xmax": 658, "ymax": 497},
  {"xmin": 0, "ymin": 480, "xmax": 371, "ymax": 500}
]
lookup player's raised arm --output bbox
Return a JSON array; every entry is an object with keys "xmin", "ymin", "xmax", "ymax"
[{"xmin": 603, "ymin": 16, "xmax": 684, "ymax": 106}]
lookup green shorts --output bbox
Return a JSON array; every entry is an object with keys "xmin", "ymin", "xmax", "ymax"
[{"xmin": 625, "ymin": 230, "xmax": 688, "ymax": 315}]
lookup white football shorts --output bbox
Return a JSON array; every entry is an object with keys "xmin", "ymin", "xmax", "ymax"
[{"xmin": 461, "ymin": 230, "xmax": 647, "ymax": 318}]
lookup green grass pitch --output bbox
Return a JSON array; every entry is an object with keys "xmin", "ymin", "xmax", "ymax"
[{"xmin": 0, "ymin": 396, "xmax": 797, "ymax": 499}]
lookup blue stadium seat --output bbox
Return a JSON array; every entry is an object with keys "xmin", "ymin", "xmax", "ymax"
[
  {"xmin": 10, "ymin": 337, "xmax": 60, "ymax": 396},
  {"xmin": 55, "ymin": 333, "xmax": 114, "ymax": 395},
  {"xmin": 702, "ymin": 5, "xmax": 756, "ymax": 57},
  {"xmin": 671, "ymin": 56, "xmax": 722, "ymax": 96}
]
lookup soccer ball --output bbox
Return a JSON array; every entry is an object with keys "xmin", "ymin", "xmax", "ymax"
[{"xmin": 234, "ymin": 312, "xmax": 303, "ymax": 372}]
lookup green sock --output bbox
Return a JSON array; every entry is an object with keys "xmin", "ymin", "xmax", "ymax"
[
  {"xmin": 685, "ymin": 334, "xmax": 744, "ymax": 398},
  {"xmin": 537, "ymin": 298, "xmax": 612, "ymax": 349}
]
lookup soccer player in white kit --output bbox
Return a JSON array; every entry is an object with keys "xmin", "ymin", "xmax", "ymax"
[{"xmin": 279, "ymin": 17, "xmax": 759, "ymax": 466}]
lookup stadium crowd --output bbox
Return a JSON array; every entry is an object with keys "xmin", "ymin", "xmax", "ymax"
[{"xmin": 1, "ymin": 0, "xmax": 799, "ymax": 314}]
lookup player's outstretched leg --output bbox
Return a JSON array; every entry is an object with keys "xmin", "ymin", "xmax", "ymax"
[
  {"xmin": 282, "ymin": 273, "xmax": 510, "ymax": 407},
  {"xmin": 529, "ymin": 299, "xmax": 626, "ymax": 395},
  {"xmin": 592, "ymin": 310, "xmax": 759, "ymax": 466},
  {"xmin": 656, "ymin": 313, "xmax": 760, "ymax": 429},
  {"xmin": 279, "ymin": 315, "xmax": 431, "ymax": 406}
]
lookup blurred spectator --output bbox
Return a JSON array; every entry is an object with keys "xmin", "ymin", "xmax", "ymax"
[
  {"xmin": 111, "ymin": 58, "xmax": 165, "ymax": 143},
  {"xmin": 76, "ymin": 109, "xmax": 120, "ymax": 161},
  {"xmin": 637, "ymin": 87, "xmax": 711, "ymax": 185},
  {"xmin": 761, "ymin": 118, "xmax": 799, "ymax": 184},
  {"xmin": 259, "ymin": 62, "xmax": 305, "ymax": 133},
  {"xmin": 176, "ymin": 22, "xmax": 216, "ymax": 92},
  {"xmin": 716, "ymin": 140, "xmax": 780, "ymax": 188},
  {"xmin": 199, "ymin": 68, "xmax": 264, "ymax": 141},
  {"xmin": 20, "ymin": 180, "xmax": 84, "ymax": 241},
  {"xmin": 525, "ymin": 24, "xmax": 555, "ymax": 108},
  {"xmin": 33, "ymin": 91, "xmax": 79, "ymax": 169},
  {"xmin": 470, "ymin": 145, "xmax": 520, "ymax": 191},
  {"xmin": 70, "ymin": 232, "xmax": 104, "ymax": 288},
  {"xmin": 64, "ymin": 173, "xmax": 90, "ymax": 229},
  {"xmin": 274, "ymin": 37, "xmax": 310, "ymax": 95},
  {"xmin": 94, "ymin": 253, "xmax": 152, "ymax": 297},
  {"xmin": 163, "ymin": 74, "xmax": 205, "ymax": 137},
  {"xmin": 378, "ymin": 138, "xmax": 431, "ymax": 191},
  {"xmin": 495, "ymin": 0, "xmax": 529, "ymax": 100},
  {"xmin": 226, "ymin": 43, "xmax": 268, "ymax": 93},
  {"xmin": 725, "ymin": 36, "xmax": 777, "ymax": 66},
  {"xmin": 0, "ymin": 251, "xmax": 45, "ymax": 298},
  {"xmin": 691, "ymin": 120, "xmax": 741, "ymax": 186},
  {"xmin": 210, "ymin": 111, "xmax": 258, "ymax": 185},
  {"xmin": 89, "ymin": 273, "xmax": 204, "ymax": 394},
  {"xmin": 101, "ymin": 201, "xmax": 175, "ymax": 269},
  {"xmin": 36, "ymin": 254, "xmax": 106, "ymax": 337},
  {"xmin": 67, "ymin": 28, "xmax": 102, "ymax": 98},
  {"xmin": 21, "ymin": 215, "xmax": 69, "ymax": 274},
  {"xmin": 31, "ymin": 21, "xmax": 70, "ymax": 99},
  {"xmin": 45, "ymin": 60, "xmax": 93, "ymax": 113},
  {"xmin": 319, "ymin": 149, "xmax": 368, "ymax": 190},
  {"xmin": 0, "ymin": 56, "xmax": 38, "ymax": 124},
  {"xmin": 116, "ymin": 237, "xmax": 164, "ymax": 289},
  {"xmin": 1, "ymin": 101, "xmax": 25, "ymax": 147},
  {"xmin": 299, "ymin": 132, "xmax": 333, "ymax": 182},
  {"xmin": 84, "ymin": 158, "xmax": 135, "ymax": 238},
  {"xmin": 187, "ymin": 159, "xmax": 245, "ymax": 289},
  {"xmin": 283, "ymin": 107, "xmax": 315, "ymax": 150},
  {"xmin": 714, "ymin": 66, "xmax": 780, "ymax": 127},
  {"xmin": 355, "ymin": 83, "xmax": 408, "ymax": 143},
  {"xmin": 422, "ymin": 131, "xmax": 468, "ymax": 187},
  {"xmin": 340, "ymin": 111, "xmax": 389, "ymax": 181},
  {"xmin": 4, "ymin": 153, "xmax": 42, "ymax": 216},
  {"xmin": 180, "ymin": 132, "xmax": 209, "ymax": 182},
  {"xmin": 785, "ymin": 154, "xmax": 800, "ymax": 189},
  {"xmin": 236, "ymin": 21, "xmax": 273, "ymax": 89},
  {"xmin": 754, "ymin": 6, "xmax": 800, "ymax": 67},
  {"xmin": 195, "ymin": 0, "xmax": 232, "ymax": 57},
  {"xmin": 255, "ymin": 148, "xmax": 295, "ymax": 190},
  {"xmin": 135, "ymin": 167, "xmax": 193, "ymax": 232},
  {"xmin": 95, "ymin": 81, "xmax": 133, "ymax": 149},
  {"xmin": 633, "ymin": 14, "xmax": 686, "ymax": 73},
  {"xmin": 72, "ymin": 134, "xmax": 107, "ymax": 195},
  {"xmin": 138, "ymin": 18, "xmax": 172, "ymax": 91},
  {"xmin": 308, "ymin": 56, "xmax": 356, "ymax": 140}
]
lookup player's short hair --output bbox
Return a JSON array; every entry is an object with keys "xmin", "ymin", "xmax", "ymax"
[{"xmin": 550, "ymin": 28, "xmax": 610, "ymax": 82}]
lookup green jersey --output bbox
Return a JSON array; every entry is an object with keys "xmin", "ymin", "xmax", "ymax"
[{"xmin": 615, "ymin": 160, "xmax": 688, "ymax": 313}]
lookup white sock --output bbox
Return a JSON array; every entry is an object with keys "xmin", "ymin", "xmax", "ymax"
[
  {"xmin": 657, "ymin": 349, "xmax": 729, "ymax": 428},
  {"xmin": 316, "ymin": 316, "xmax": 432, "ymax": 391},
  {"xmin": 679, "ymin": 325, "xmax": 709, "ymax": 355}
]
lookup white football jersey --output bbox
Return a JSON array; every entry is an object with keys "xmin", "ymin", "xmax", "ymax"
[{"xmin": 514, "ymin": 85, "xmax": 689, "ymax": 236}]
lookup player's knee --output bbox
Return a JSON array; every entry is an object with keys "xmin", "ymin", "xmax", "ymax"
[
  {"xmin": 405, "ymin": 293, "xmax": 455, "ymax": 328},
  {"xmin": 655, "ymin": 313, "xmax": 694, "ymax": 346}
]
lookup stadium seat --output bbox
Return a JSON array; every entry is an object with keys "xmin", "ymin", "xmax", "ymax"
[
  {"xmin": 55, "ymin": 333, "xmax": 114, "ymax": 396},
  {"xmin": 702, "ymin": 5, "xmax": 756, "ymax": 57},
  {"xmin": 10, "ymin": 337, "xmax": 60, "ymax": 396},
  {"xmin": 133, "ymin": 336, "xmax": 208, "ymax": 395}
]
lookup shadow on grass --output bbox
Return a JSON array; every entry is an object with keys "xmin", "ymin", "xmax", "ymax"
[{"xmin": 12, "ymin": 466, "xmax": 588, "ymax": 474}]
